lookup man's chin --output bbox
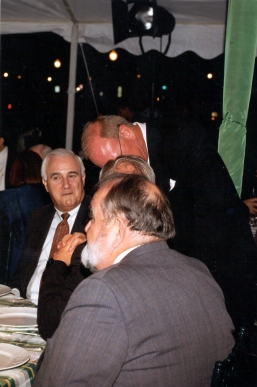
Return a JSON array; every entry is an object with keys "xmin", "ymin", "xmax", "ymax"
[{"xmin": 81, "ymin": 245, "xmax": 98, "ymax": 273}]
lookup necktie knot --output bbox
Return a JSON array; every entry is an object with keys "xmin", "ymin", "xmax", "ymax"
[{"xmin": 62, "ymin": 213, "xmax": 70, "ymax": 221}]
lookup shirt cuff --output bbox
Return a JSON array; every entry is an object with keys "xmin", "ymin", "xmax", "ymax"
[{"xmin": 11, "ymin": 288, "xmax": 20, "ymax": 297}]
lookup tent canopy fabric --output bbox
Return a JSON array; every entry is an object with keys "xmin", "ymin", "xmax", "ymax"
[
  {"xmin": 1, "ymin": 0, "xmax": 228, "ymax": 59},
  {"xmin": 218, "ymin": 0, "xmax": 257, "ymax": 196}
]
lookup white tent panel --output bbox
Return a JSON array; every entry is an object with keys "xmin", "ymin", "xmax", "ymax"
[{"xmin": 1, "ymin": 0, "xmax": 228, "ymax": 59}]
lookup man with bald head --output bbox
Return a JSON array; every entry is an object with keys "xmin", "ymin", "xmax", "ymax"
[
  {"xmin": 81, "ymin": 115, "xmax": 257, "ymax": 332},
  {"xmin": 35, "ymin": 174, "xmax": 234, "ymax": 387}
]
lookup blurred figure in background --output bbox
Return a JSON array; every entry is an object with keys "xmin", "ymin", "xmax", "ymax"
[
  {"xmin": 0, "ymin": 210, "xmax": 9, "ymax": 284},
  {"xmin": 30, "ymin": 144, "xmax": 52, "ymax": 160},
  {"xmin": 17, "ymin": 128, "xmax": 42, "ymax": 152},
  {"xmin": 0, "ymin": 128, "xmax": 17, "ymax": 190},
  {"xmin": 0, "ymin": 150, "xmax": 45, "ymax": 280}
]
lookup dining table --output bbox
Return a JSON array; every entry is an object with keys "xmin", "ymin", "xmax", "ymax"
[{"xmin": 0, "ymin": 285, "xmax": 46, "ymax": 387}]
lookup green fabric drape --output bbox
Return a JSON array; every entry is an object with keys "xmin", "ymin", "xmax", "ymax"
[{"xmin": 218, "ymin": 0, "xmax": 257, "ymax": 197}]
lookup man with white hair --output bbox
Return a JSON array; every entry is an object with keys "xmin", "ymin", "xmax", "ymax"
[
  {"xmin": 35, "ymin": 155, "xmax": 156, "ymax": 340},
  {"xmin": 9, "ymin": 149, "xmax": 91, "ymax": 310},
  {"xmin": 34, "ymin": 174, "xmax": 235, "ymax": 387}
]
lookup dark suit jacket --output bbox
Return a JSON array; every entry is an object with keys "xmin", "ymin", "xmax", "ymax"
[
  {"xmin": 145, "ymin": 123, "xmax": 169, "ymax": 195},
  {"xmin": 34, "ymin": 241, "xmax": 235, "ymax": 387},
  {"xmin": 8, "ymin": 195, "xmax": 91, "ymax": 298},
  {"xmin": 148, "ymin": 119, "xmax": 257, "ymax": 328},
  {"xmin": 0, "ymin": 210, "xmax": 9, "ymax": 284},
  {"xmin": 162, "ymin": 120, "xmax": 257, "ymax": 275},
  {"xmin": 5, "ymin": 146, "xmax": 17, "ymax": 189},
  {"xmin": 37, "ymin": 242, "xmax": 91, "ymax": 340},
  {"xmin": 0, "ymin": 184, "xmax": 45, "ymax": 279}
]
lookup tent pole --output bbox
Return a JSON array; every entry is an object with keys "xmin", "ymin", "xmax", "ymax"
[{"xmin": 65, "ymin": 23, "xmax": 79, "ymax": 150}]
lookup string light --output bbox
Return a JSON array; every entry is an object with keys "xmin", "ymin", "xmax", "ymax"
[
  {"xmin": 109, "ymin": 50, "xmax": 118, "ymax": 61},
  {"xmin": 54, "ymin": 59, "xmax": 61, "ymax": 68}
]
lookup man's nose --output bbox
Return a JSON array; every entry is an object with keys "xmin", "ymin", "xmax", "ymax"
[{"xmin": 62, "ymin": 177, "xmax": 70, "ymax": 188}]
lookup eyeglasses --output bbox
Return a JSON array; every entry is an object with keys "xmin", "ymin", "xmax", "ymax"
[{"xmin": 117, "ymin": 130, "xmax": 123, "ymax": 156}]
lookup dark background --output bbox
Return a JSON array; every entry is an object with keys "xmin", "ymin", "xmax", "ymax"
[
  {"xmin": 1, "ymin": 31, "xmax": 257, "ymax": 198},
  {"xmin": 1, "ymin": 32, "xmax": 226, "ymax": 150}
]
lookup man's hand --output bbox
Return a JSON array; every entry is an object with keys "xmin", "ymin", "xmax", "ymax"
[
  {"xmin": 243, "ymin": 198, "xmax": 257, "ymax": 215},
  {"xmin": 57, "ymin": 232, "xmax": 87, "ymax": 252},
  {"xmin": 53, "ymin": 245, "xmax": 74, "ymax": 266}
]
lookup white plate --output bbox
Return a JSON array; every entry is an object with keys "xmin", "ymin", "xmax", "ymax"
[
  {"xmin": 0, "ymin": 343, "xmax": 30, "ymax": 371},
  {"xmin": 0, "ymin": 307, "xmax": 37, "ymax": 328},
  {"xmin": 0, "ymin": 285, "xmax": 12, "ymax": 297}
]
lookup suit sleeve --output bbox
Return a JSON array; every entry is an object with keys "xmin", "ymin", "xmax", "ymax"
[
  {"xmin": 7, "ymin": 211, "xmax": 39, "ymax": 292},
  {"xmin": 37, "ymin": 243, "xmax": 91, "ymax": 340},
  {"xmin": 34, "ymin": 277, "xmax": 128, "ymax": 387}
]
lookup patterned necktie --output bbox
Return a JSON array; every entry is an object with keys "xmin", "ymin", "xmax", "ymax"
[{"xmin": 49, "ymin": 213, "xmax": 70, "ymax": 258}]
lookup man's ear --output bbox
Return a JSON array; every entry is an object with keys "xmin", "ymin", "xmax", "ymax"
[
  {"xmin": 112, "ymin": 217, "xmax": 126, "ymax": 249},
  {"xmin": 82, "ymin": 173, "xmax": 86, "ymax": 186},
  {"xmin": 42, "ymin": 178, "xmax": 49, "ymax": 192},
  {"xmin": 119, "ymin": 124, "xmax": 136, "ymax": 140}
]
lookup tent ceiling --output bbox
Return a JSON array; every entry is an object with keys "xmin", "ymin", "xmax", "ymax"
[{"xmin": 1, "ymin": 0, "xmax": 228, "ymax": 59}]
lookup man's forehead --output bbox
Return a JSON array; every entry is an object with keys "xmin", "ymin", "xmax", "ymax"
[
  {"xmin": 91, "ymin": 122, "xmax": 102, "ymax": 134},
  {"xmin": 89, "ymin": 137, "xmax": 120, "ymax": 168},
  {"xmin": 46, "ymin": 155, "xmax": 81, "ymax": 173},
  {"xmin": 92, "ymin": 183, "xmax": 111, "ymax": 207},
  {"xmin": 93, "ymin": 186, "xmax": 106, "ymax": 204}
]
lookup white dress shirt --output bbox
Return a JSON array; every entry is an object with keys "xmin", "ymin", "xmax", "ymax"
[
  {"xmin": 133, "ymin": 122, "xmax": 149, "ymax": 163},
  {"xmin": 134, "ymin": 121, "xmax": 176, "ymax": 191},
  {"xmin": 113, "ymin": 245, "xmax": 141, "ymax": 265},
  {"xmin": 26, "ymin": 203, "xmax": 81, "ymax": 305},
  {"xmin": 0, "ymin": 146, "xmax": 8, "ymax": 191}
]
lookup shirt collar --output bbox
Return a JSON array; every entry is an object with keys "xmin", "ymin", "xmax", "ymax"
[
  {"xmin": 55, "ymin": 202, "xmax": 81, "ymax": 220},
  {"xmin": 113, "ymin": 245, "xmax": 142, "ymax": 265},
  {"xmin": 133, "ymin": 122, "xmax": 149, "ymax": 164}
]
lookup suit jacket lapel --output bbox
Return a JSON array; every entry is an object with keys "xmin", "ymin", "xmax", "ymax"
[
  {"xmin": 71, "ymin": 195, "xmax": 91, "ymax": 233},
  {"xmin": 146, "ymin": 125, "xmax": 169, "ymax": 195}
]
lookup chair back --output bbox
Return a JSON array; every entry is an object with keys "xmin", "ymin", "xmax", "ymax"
[
  {"xmin": 210, "ymin": 327, "xmax": 247, "ymax": 387},
  {"xmin": 0, "ymin": 210, "xmax": 11, "ymax": 284}
]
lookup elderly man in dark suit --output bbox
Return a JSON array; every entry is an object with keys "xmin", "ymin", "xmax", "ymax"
[
  {"xmin": 9, "ymin": 148, "xmax": 91, "ymax": 306},
  {"xmin": 37, "ymin": 155, "xmax": 155, "ymax": 340},
  {"xmin": 34, "ymin": 174, "xmax": 234, "ymax": 387},
  {"xmin": 81, "ymin": 115, "xmax": 257, "ymax": 332}
]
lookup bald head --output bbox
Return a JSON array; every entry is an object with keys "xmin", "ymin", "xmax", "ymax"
[{"xmin": 81, "ymin": 115, "xmax": 148, "ymax": 167}]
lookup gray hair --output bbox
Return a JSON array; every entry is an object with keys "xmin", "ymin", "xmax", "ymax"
[
  {"xmin": 99, "ymin": 155, "xmax": 155, "ymax": 183},
  {"xmin": 41, "ymin": 148, "xmax": 85, "ymax": 180},
  {"xmin": 97, "ymin": 174, "xmax": 175, "ymax": 240}
]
